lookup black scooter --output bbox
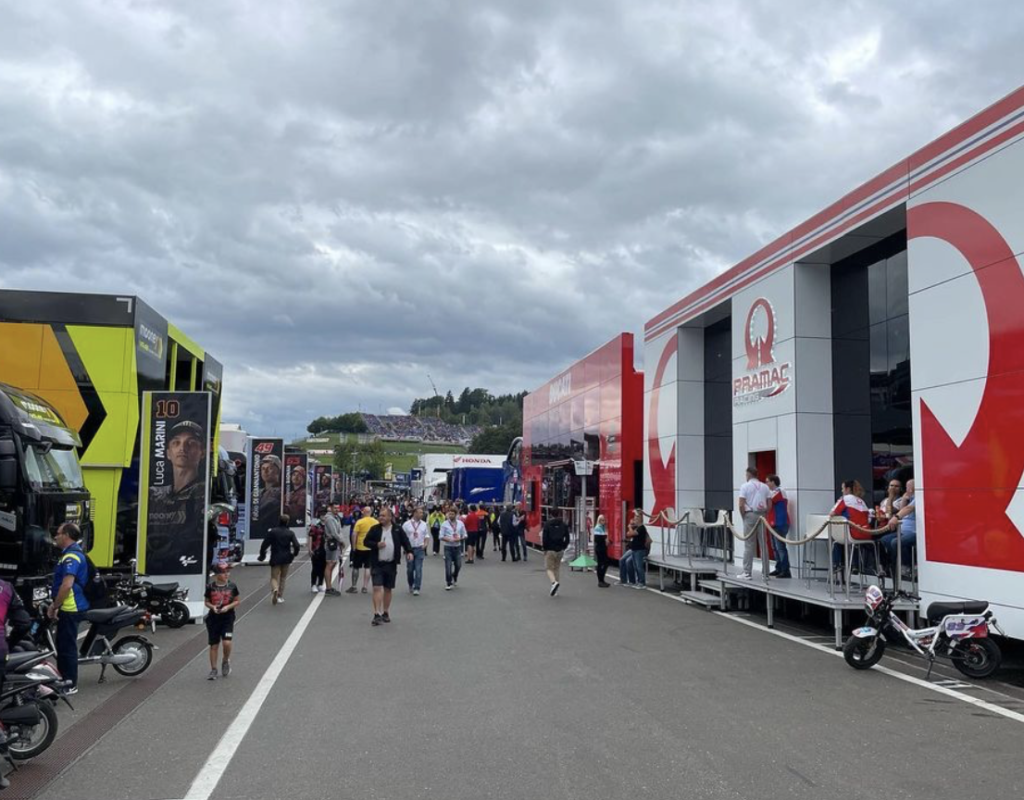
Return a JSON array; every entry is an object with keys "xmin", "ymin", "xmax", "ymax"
[{"xmin": 37, "ymin": 605, "xmax": 156, "ymax": 684}]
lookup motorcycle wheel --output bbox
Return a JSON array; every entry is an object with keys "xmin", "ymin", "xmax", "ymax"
[
  {"xmin": 8, "ymin": 701, "xmax": 58, "ymax": 761},
  {"xmin": 111, "ymin": 635, "xmax": 154, "ymax": 677},
  {"xmin": 162, "ymin": 601, "xmax": 190, "ymax": 629},
  {"xmin": 843, "ymin": 634, "xmax": 886, "ymax": 670},
  {"xmin": 952, "ymin": 638, "xmax": 1001, "ymax": 679}
]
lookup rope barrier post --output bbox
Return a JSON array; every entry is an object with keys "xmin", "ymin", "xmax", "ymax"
[{"xmin": 759, "ymin": 519, "xmax": 770, "ymax": 586}]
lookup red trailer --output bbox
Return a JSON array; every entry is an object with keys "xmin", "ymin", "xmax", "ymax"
[{"xmin": 521, "ymin": 334, "xmax": 643, "ymax": 559}]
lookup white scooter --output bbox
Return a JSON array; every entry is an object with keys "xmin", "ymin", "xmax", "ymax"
[{"xmin": 844, "ymin": 585, "xmax": 1004, "ymax": 679}]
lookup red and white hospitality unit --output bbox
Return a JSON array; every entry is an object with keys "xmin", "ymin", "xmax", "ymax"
[{"xmin": 643, "ymin": 86, "xmax": 1024, "ymax": 640}]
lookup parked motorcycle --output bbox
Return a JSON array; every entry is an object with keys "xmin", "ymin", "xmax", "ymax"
[
  {"xmin": 36, "ymin": 605, "xmax": 156, "ymax": 684},
  {"xmin": 113, "ymin": 559, "xmax": 190, "ymax": 629},
  {"xmin": 0, "ymin": 648, "xmax": 70, "ymax": 760},
  {"xmin": 844, "ymin": 585, "xmax": 1004, "ymax": 679}
]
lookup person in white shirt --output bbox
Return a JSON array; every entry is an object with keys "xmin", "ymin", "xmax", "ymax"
[
  {"xmin": 362, "ymin": 507, "xmax": 413, "ymax": 627},
  {"xmin": 737, "ymin": 467, "xmax": 770, "ymax": 579},
  {"xmin": 440, "ymin": 508, "xmax": 467, "ymax": 590},
  {"xmin": 402, "ymin": 507, "xmax": 430, "ymax": 596}
]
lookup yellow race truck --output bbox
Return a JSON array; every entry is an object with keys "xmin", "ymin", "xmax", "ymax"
[{"xmin": 0, "ymin": 290, "xmax": 224, "ymax": 570}]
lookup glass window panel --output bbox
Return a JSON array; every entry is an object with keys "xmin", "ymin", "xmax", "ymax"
[
  {"xmin": 831, "ymin": 261, "xmax": 869, "ymax": 338},
  {"xmin": 832, "ymin": 335, "xmax": 870, "ymax": 415},
  {"xmin": 886, "ymin": 251, "xmax": 909, "ymax": 319},
  {"xmin": 867, "ymin": 259, "xmax": 888, "ymax": 326}
]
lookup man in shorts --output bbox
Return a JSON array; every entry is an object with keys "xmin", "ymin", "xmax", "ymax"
[
  {"xmin": 204, "ymin": 564, "xmax": 240, "ymax": 680},
  {"xmin": 323, "ymin": 503, "xmax": 345, "ymax": 595},
  {"xmin": 347, "ymin": 506, "xmax": 377, "ymax": 594},
  {"xmin": 361, "ymin": 507, "xmax": 413, "ymax": 626}
]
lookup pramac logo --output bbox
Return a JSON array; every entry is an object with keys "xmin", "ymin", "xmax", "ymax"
[{"xmin": 733, "ymin": 297, "xmax": 791, "ymax": 406}]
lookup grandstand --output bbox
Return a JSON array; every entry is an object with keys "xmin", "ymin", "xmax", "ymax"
[{"xmin": 360, "ymin": 413, "xmax": 481, "ymax": 445}]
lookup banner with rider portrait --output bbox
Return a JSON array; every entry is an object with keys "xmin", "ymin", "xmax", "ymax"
[
  {"xmin": 246, "ymin": 437, "xmax": 284, "ymax": 540},
  {"xmin": 138, "ymin": 391, "xmax": 212, "ymax": 579},
  {"xmin": 313, "ymin": 464, "xmax": 333, "ymax": 518},
  {"xmin": 284, "ymin": 452, "xmax": 308, "ymax": 528}
]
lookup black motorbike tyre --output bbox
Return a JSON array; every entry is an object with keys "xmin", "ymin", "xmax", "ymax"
[
  {"xmin": 952, "ymin": 637, "xmax": 1001, "ymax": 679},
  {"xmin": 162, "ymin": 601, "xmax": 190, "ymax": 629},
  {"xmin": 111, "ymin": 635, "xmax": 154, "ymax": 677},
  {"xmin": 843, "ymin": 634, "xmax": 886, "ymax": 670},
  {"xmin": 8, "ymin": 700, "xmax": 58, "ymax": 761}
]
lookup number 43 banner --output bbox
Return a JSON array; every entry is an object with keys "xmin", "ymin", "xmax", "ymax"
[{"xmin": 138, "ymin": 391, "xmax": 212, "ymax": 580}]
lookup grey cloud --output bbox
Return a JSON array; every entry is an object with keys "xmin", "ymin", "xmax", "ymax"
[{"xmin": 1, "ymin": 1, "xmax": 1022, "ymax": 438}]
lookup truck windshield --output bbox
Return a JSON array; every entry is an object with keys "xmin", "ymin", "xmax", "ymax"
[{"xmin": 22, "ymin": 444, "xmax": 86, "ymax": 491}]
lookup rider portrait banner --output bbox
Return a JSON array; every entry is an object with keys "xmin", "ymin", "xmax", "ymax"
[
  {"xmin": 138, "ymin": 391, "xmax": 212, "ymax": 577},
  {"xmin": 247, "ymin": 437, "xmax": 284, "ymax": 540},
  {"xmin": 284, "ymin": 452, "xmax": 308, "ymax": 528},
  {"xmin": 313, "ymin": 464, "xmax": 333, "ymax": 518}
]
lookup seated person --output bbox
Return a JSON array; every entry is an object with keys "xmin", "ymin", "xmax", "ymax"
[
  {"xmin": 879, "ymin": 480, "xmax": 916, "ymax": 579},
  {"xmin": 830, "ymin": 479, "xmax": 876, "ymax": 577}
]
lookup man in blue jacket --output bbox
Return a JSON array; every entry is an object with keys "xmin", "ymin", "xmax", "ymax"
[{"xmin": 47, "ymin": 522, "xmax": 90, "ymax": 694}]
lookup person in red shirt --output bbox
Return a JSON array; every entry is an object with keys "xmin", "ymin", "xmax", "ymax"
[
  {"xmin": 830, "ymin": 479, "xmax": 875, "ymax": 577},
  {"xmin": 474, "ymin": 505, "xmax": 490, "ymax": 559},
  {"xmin": 463, "ymin": 504, "xmax": 480, "ymax": 563}
]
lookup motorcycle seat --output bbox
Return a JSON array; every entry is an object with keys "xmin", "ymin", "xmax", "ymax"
[
  {"xmin": 926, "ymin": 600, "xmax": 988, "ymax": 619},
  {"xmin": 145, "ymin": 582, "xmax": 179, "ymax": 596},
  {"xmin": 83, "ymin": 607, "xmax": 127, "ymax": 624}
]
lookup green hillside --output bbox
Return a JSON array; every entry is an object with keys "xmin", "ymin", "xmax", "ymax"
[{"xmin": 291, "ymin": 433, "xmax": 466, "ymax": 474}]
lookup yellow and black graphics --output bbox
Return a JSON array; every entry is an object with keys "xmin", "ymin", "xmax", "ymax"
[{"xmin": 0, "ymin": 291, "xmax": 219, "ymax": 569}]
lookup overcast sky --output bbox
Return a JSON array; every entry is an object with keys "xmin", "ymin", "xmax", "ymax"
[{"xmin": 1, "ymin": 2, "xmax": 1021, "ymax": 439}]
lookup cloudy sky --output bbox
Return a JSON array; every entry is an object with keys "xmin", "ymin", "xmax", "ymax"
[{"xmin": 1, "ymin": 1, "xmax": 1020, "ymax": 439}]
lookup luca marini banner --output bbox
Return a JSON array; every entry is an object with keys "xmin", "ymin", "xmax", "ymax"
[{"xmin": 138, "ymin": 392, "xmax": 212, "ymax": 580}]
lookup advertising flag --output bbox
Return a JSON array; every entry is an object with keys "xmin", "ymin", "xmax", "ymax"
[
  {"xmin": 284, "ymin": 452, "xmax": 309, "ymax": 528},
  {"xmin": 138, "ymin": 391, "xmax": 212, "ymax": 577},
  {"xmin": 247, "ymin": 437, "xmax": 284, "ymax": 540},
  {"xmin": 313, "ymin": 464, "xmax": 333, "ymax": 518}
]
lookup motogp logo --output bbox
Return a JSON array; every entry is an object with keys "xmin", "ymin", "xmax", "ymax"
[{"xmin": 179, "ymin": 554, "xmax": 197, "ymax": 567}]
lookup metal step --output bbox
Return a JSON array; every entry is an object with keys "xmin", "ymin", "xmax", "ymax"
[
  {"xmin": 698, "ymin": 579, "xmax": 725, "ymax": 594},
  {"xmin": 678, "ymin": 590, "xmax": 723, "ymax": 609}
]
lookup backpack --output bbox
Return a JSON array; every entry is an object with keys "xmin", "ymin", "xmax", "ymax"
[{"xmin": 81, "ymin": 555, "xmax": 109, "ymax": 607}]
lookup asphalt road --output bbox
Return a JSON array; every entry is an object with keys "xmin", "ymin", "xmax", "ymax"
[{"xmin": 27, "ymin": 550, "xmax": 1024, "ymax": 800}]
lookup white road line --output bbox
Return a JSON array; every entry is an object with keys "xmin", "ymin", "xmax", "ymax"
[
  {"xmin": 182, "ymin": 592, "xmax": 324, "ymax": 800},
  {"xmin": 642, "ymin": 585, "xmax": 1024, "ymax": 725}
]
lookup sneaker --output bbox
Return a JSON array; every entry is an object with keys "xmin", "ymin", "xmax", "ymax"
[
  {"xmin": 271, "ymin": 590, "xmax": 278, "ymax": 605},
  {"xmin": 345, "ymin": 587, "xmax": 358, "ymax": 594},
  {"xmin": 222, "ymin": 660, "xmax": 231, "ymax": 678},
  {"xmin": 207, "ymin": 669, "xmax": 218, "ymax": 681},
  {"xmin": 409, "ymin": 587, "xmax": 414, "ymax": 594},
  {"xmin": 65, "ymin": 685, "xmax": 79, "ymax": 696},
  {"xmin": 382, "ymin": 612, "xmax": 391, "ymax": 623},
  {"xmin": 413, "ymin": 589, "xmax": 420, "ymax": 596},
  {"xmin": 277, "ymin": 597, "xmax": 285, "ymax": 604},
  {"xmin": 326, "ymin": 588, "xmax": 341, "ymax": 596},
  {"xmin": 371, "ymin": 614, "xmax": 382, "ymax": 626},
  {"xmin": 776, "ymin": 571, "xmax": 792, "ymax": 579},
  {"xmin": 634, "ymin": 584, "xmax": 645, "ymax": 589},
  {"xmin": 311, "ymin": 585, "xmax": 319, "ymax": 594},
  {"xmin": 550, "ymin": 582, "xmax": 560, "ymax": 597},
  {"xmin": 361, "ymin": 587, "xmax": 368, "ymax": 594},
  {"xmin": 598, "ymin": 581, "xmax": 611, "ymax": 588},
  {"xmin": 736, "ymin": 572, "xmax": 753, "ymax": 580},
  {"xmin": 446, "ymin": 584, "xmax": 452, "ymax": 591}
]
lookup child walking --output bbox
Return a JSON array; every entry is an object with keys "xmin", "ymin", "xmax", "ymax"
[{"xmin": 204, "ymin": 563, "xmax": 240, "ymax": 680}]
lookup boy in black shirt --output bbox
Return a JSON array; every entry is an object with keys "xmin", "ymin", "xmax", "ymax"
[{"xmin": 204, "ymin": 564, "xmax": 240, "ymax": 680}]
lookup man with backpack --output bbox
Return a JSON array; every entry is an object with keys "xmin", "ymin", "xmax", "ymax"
[
  {"xmin": 541, "ymin": 510, "xmax": 571, "ymax": 596},
  {"xmin": 322, "ymin": 504, "xmax": 345, "ymax": 595},
  {"xmin": 47, "ymin": 521, "xmax": 91, "ymax": 695}
]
